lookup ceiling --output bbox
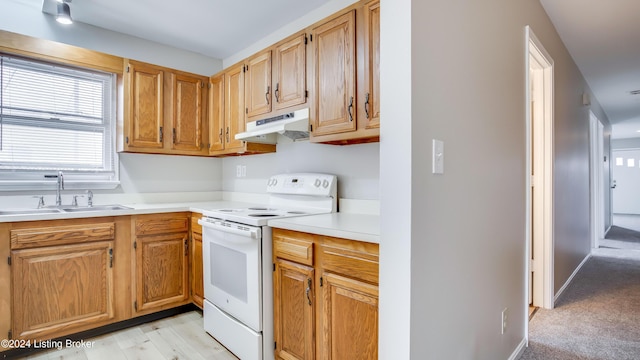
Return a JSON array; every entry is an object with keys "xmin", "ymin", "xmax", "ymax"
[
  {"xmin": 38, "ymin": 1, "xmax": 640, "ymax": 139},
  {"xmin": 539, "ymin": 0, "xmax": 640, "ymax": 139},
  {"xmin": 41, "ymin": 0, "xmax": 329, "ymax": 60}
]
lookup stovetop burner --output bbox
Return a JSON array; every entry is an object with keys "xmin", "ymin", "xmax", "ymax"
[
  {"xmin": 218, "ymin": 209, "xmax": 244, "ymax": 212},
  {"xmin": 248, "ymin": 213, "xmax": 280, "ymax": 217},
  {"xmin": 287, "ymin": 211, "xmax": 307, "ymax": 214},
  {"xmin": 248, "ymin": 207, "xmax": 277, "ymax": 211}
]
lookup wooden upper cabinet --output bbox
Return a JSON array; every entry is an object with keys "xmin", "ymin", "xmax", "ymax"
[
  {"xmin": 310, "ymin": 10, "xmax": 357, "ymax": 137},
  {"xmin": 172, "ymin": 74, "xmax": 205, "ymax": 152},
  {"xmin": 274, "ymin": 33, "xmax": 307, "ymax": 110},
  {"xmin": 122, "ymin": 60, "xmax": 208, "ymax": 156},
  {"xmin": 362, "ymin": 0, "xmax": 380, "ymax": 129},
  {"xmin": 245, "ymin": 50, "xmax": 272, "ymax": 119},
  {"xmin": 225, "ymin": 63, "xmax": 246, "ymax": 151},
  {"xmin": 208, "ymin": 74, "xmax": 225, "ymax": 153},
  {"xmin": 125, "ymin": 60, "xmax": 164, "ymax": 149},
  {"xmin": 12, "ymin": 241, "xmax": 115, "ymax": 340}
]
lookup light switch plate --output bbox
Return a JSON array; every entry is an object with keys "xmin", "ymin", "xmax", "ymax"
[{"xmin": 432, "ymin": 139, "xmax": 444, "ymax": 174}]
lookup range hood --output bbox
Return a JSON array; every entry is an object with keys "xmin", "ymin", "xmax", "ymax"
[{"xmin": 235, "ymin": 108, "xmax": 309, "ymax": 143}]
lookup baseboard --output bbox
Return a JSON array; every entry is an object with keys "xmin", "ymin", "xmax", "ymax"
[
  {"xmin": 604, "ymin": 225, "xmax": 611, "ymax": 237},
  {"xmin": 508, "ymin": 338, "xmax": 527, "ymax": 360},
  {"xmin": 554, "ymin": 253, "xmax": 591, "ymax": 304}
]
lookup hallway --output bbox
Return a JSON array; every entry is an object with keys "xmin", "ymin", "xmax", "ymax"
[{"xmin": 520, "ymin": 221, "xmax": 640, "ymax": 359}]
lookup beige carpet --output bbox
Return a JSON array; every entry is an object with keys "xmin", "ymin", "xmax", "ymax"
[{"xmin": 520, "ymin": 233, "xmax": 640, "ymax": 359}]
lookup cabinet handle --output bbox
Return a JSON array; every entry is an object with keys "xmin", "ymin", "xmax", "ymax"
[
  {"xmin": 159, "ymin": 126, "xmax": 163, "ymax": 142},
  {"xmin": 109, "ymin": 248, "xmax": 113, "ymax": 268},
  {"xmin": 305, "ymin": 278, "xmax": 312, "ymax": 305},
  {"xmin": 265, "ymin": 86, "xmax": 270, "ymax": 105},
  {"xmin": 365, "ymin": 93, "xmax": 370, "ymax": 119},
  {"xmin": 219, "ymin": 129, "xmax": 223, "ymax": 142},
  {"xmin": 172, "ymin": 128, "xmax": 177, "ymax": 144},
  {"xmin": 226, "ymin": 127, "xmax": 230, "ymax": 143},
  {"xmin": 275, "ymin": 83, "xmax": 279, "ymax": 102},
  {"xmin": 184, "ymin": 237, "xmax": 188, "ymax": 256},
  {"xmin": 348, "ymin": 96, "xmax": 354, "ymax": 122}
]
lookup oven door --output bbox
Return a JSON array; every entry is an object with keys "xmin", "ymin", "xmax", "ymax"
[{"xmin": 199, "ymin": 218, "xmax": 262, "ymax": 332}]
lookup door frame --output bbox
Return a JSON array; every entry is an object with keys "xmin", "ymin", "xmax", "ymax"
[
  {"xmin": 590, "ymin": 112, "xmax": 605, "ymax": 249},
  {"xmin": 525, "ymin": 26, "xmax": 555, "ymax": 320}
]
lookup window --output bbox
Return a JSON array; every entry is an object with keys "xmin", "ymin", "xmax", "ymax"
[
  {"xmin": 627, "ymin": 158, "xmax": 635, "ymax": 168},
  {"xmin": 616, "ymin": 157, "xmax": 623, "ymax": 166},
  {"xmin": 0, "ymin": 54, "xmax": 118, "ymax": 190}
]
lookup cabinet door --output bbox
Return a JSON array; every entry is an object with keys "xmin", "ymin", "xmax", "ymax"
[
  {"xmin": 310, "ymin": 11, "xmax": 357, "ymax": 136},
  {"xmin": 191, "ymin": 231, "xmax": 204, "ymax": 308},
  {"xmin": 245, "ymin": 50, "xmax": 272, "ymax": 119},
  {"xmin": 225, "ymin": 64, "xmax": 246, "ymax": 151},
  {"xmin": 362, "ymin": 0, "xmax": 380, "ymax": 129},
  {"xmin": 208, "ymin": 74, "xmax": 225, "ymax": 152},
  {"xmin": 12, "ymin": 241, "xmax": 115, "ymax": 340},
  {"xmin": 135, "ymin": 233, "xmax": 189, "ymax": 312},
  {"xmin": 172, "ymin": 73, "xmax": 205, "ymax": 152},
  {"xmin": 274, "ymin": 34, "xmax": 307, "ymax": 110},
  {"xmin": 126, "ymin": 61, "xmax": 164, "ymax": 149},
  {"xmin": 274, "ymin": 258, "xmax": 315, "ymax": 360},
  {"xmin": 320, "ymin": 273, "xmax": 378, "ymax": 360}
]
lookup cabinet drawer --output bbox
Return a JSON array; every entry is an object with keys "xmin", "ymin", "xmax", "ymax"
[
  {"xmin": 319, "ymin": 242, "xmax": 379, "ymax": 284},
  {"xmin": 11, "ymin": 222, "xmax": 115, "ymax": 249},
  {"xmin": 273, "ymin": 229, "xmax": 314, "ymax": 266},
  {"xmin": 135, "ymin": 214, "xmax": 189, "ymax": 236}
]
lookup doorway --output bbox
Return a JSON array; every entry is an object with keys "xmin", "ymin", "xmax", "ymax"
[
  {"xmin": 526, "ymin": 26, "xmax": 554, "ymax": 322},
  {"xmin": 590, "ymin": 113, "xmax": 605, "ymax": 249}
]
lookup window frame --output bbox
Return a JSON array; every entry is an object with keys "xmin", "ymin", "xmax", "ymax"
[{"xmin": 0, "ymin": 53, "xmax": 120, "ymax": 191}]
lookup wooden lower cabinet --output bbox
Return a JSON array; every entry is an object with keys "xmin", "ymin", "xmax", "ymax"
[
  {"xmin": 6, "ymin": 218, "xmax": 122, "ymax": 342},
  {"xmin": 12, "ymin": 241, "xmax": 115, "ymax": 340},
  {"xmin": 133, "ymin": 213, "xmax": 190, "ymax": 314},
  {"xmin": 273, "ymin": 228, "xmax": 379, "ymax": 360},
  {"xmin": 190, "ymin": 215, "xmax": 204, "ymax": 308},
  {"xmin": 274, "ymin": 258, "xmax": 315, "ymax": 360},
  {"xmin": 321, "ymin": 273, "xmax": 378, "ymax": 360},
  {"xmin": 0, "ymin": 212, "xmax": 205, "ymax": 353}
]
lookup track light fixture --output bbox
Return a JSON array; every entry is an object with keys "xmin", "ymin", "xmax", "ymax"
[{"xmin": 56, "ymin": 1, "xmax": 73, "ymax": 25}]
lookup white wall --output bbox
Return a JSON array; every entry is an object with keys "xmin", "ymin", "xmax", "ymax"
[
  {"xmin": 1, "ymin": 0, "xmax": 222, "ymax": 75},
  {"xmin": 612, "ymin": 137, "xmax": 640, "ymax": 149},
  {"xmin": 222, "ymin": 141, "xmax": 379, "ymax": 200},
  {"xmin": 379, "ymin": 0, "xmax": 612, "ymax": 358}
]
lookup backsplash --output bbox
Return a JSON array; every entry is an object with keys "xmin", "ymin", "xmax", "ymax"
[{"xmin": 222, "ymin": 140, "xmax": 380, "ymax": 200}]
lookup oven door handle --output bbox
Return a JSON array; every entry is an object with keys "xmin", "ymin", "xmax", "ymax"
[{"xmin": 198, "ymin": 218, "xmax": 261, "ymax": 239}]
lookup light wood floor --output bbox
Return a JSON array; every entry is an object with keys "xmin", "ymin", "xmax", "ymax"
[{"xmin": 20, "ymin": 311, "xmax": 238, "ymax": 360}]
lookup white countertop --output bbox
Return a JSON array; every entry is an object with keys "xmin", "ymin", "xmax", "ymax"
[
  {"xmin": 0, "ymin": 200, "xmax": 262, "ymax": 223},
  {"xmin": 268, "ymin": 213, "xmax": 380, "ymax": 244}
]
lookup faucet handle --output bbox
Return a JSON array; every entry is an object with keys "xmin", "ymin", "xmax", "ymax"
[
  {"xmin": 86, "ymin": 190, "xmax": 94, "ymax": 207},
  {"xmin": 33, "ymin": 195, "xmax": 45, "ymax": 209},
  {"xmin": 72, "ymin": 195, "xmax": 84, "ymax": 207}
]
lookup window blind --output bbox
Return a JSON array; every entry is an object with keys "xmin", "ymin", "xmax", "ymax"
[{"xmin": 0, "ymin": 54, "xmax": 118, "ymax": 186}]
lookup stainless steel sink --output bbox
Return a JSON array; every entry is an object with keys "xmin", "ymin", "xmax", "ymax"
[
  {"xmin": 60, "ymin": 205, "xmax": 132, "ymax": 212},
  {"xmin": 0, "ymin": 208, "xmax": 64, "ymax": 215}
]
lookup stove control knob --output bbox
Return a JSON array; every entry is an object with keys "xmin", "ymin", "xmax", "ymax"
[
  {"xmin": 314, "ymin": 179, "xmax": 321, "ymax": 187},
  {"xmin": 322, "ymin": 179, "xmax": 329, "ymax": 188}
]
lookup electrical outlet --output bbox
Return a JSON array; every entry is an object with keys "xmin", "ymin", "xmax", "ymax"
[
  {"xmin": 241, "ymin": 165, "xmax": 247, "ymax": 177},
  {"xmin": 501, "ymin": 308, "xmax": 508, "ymax": 334},
  {"xmin": 236, "ymin": 165, "xmax": 242, "ymax": 178}
]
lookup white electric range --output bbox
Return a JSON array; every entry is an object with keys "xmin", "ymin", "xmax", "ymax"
[{"xmin": 198, "ymin": 173, "xmax": 337, "ymax": 360}]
